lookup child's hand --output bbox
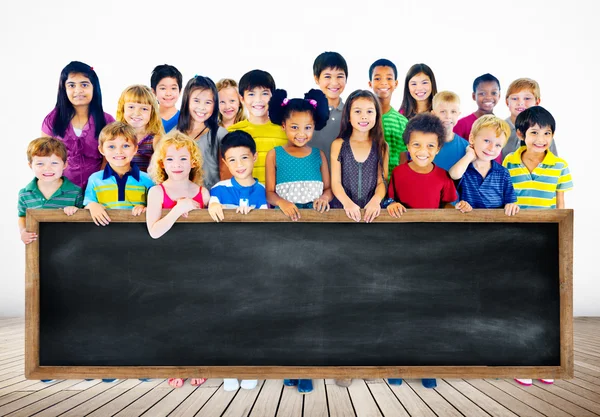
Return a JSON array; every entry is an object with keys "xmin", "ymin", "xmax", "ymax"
[
  {"xmin": 208, "ymin": 202, "xmax": 224, "ymax": 222},
  {"xmin": 455, "ymin": 200, "xmax": 472, "ymax": 213},
  {"xmin": 343, "ymin": 202, "xmax": 361, "ymax": 222},
  {"xmin": 504, "ymin": 203, "xmax": 520, "ymax": 216},
  {"xmin": 313, "ymin": 197, "xmax": 330, "ymax": 213},
  {"xmin": 175, "ymin": 198, "xmax": 200, "ymax": 217},
  {"xmin": 363, "ymin": 198, "xmax": 381, "ymax": 223},
  {"xmin": 20, "ymin": 229, "xmax": 37, "ymax": 245},
  {"xmin": 279, "ymin": 200, "xmax": 301, "ymax": 221},
  {"xmin": 387, "ymin": 202, "xmax": 406, "ymax": 218},
  {"xmin": 236, "ymin": 205, "xmax": 254, "ymax": 215},
  {"xmin": 132, "ymin": 205, "xmax": 146, "ymax": 216},
  {"xmin": 88, "ymin": 203, "xmax": 111, "ymax": 226},
  {"xmin": 465, "ymin": 144, "xmax": 477, "ymax": 161},
  {"xmin": 63, "ymin": 206, "xmax": 78, "ymax": 216}
]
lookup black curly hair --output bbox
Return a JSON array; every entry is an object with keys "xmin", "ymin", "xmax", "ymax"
[
  {"xmin": 402, "ymin": 112, "xmax": 446, "ymax": 148},
  {"xmin": 268, "ymin": 88, "xmax": 330, "ymax": 131}
]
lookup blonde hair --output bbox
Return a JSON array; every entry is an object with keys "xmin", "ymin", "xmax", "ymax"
[
  {"xmin": 27, "ymin": 137, "xmax": 67, "ymax": 163},
  {"xmin": 98, "ymin": 121, "xmax": 138, "ymax": 148},
  {"xmin": 116, "ymin": 84, "xmax": 165, "ymax": 147},
  {"xmin": 148, "ymin": 130, "xmax": 204, "ymax": 186},
  {"xmin": 470, "ymin": 115, "xmax": 511, "ymax": 144},
  {"xmin": 432, "ymin": 91, "xmax": 460, "ymax": 109},
  {"xmin": 506, "ymin": 78, "xmax": 541, "ymax": 101},
  {"xmin": 216, "ymin": 78, "xmax": 246, "ymax": 126}
]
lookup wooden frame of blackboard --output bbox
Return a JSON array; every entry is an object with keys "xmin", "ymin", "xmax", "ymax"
[{"xmin": 25, "ymin": 208, "xmax": 574, "ymax": 380}]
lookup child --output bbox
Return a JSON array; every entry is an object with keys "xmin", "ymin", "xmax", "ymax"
[
  {"xmin": 448, "ymin": 115, "xmax": 519, "ymax": 216},
  {"xmin": 501, "ymin": 78, "xmax": 557, "ymax": 161},
  {"xmin": 330, "ymin": 90, "xmax": 389, "ymax": 224},
  {"xmin": 368, "ymin": 58, "xmax": 409, "ymax": 175},
  {"xmin": 83, "ymin": 122, "xmax": 154, "ymax": 226},
  {"xmin": 216, "ymin": 78, "xmax": 246, "ymax": 129},
  {"xmin": 453, "ymin": 73, "xmax": 501, "ymax": 140},
  {"xmin": 311, "ymin": 51, "xmax": 348, "ymax": 167},
  {"xmin": 116, "ymin": 84, "xmax": 165, "ymax": 172},
  {"xmin": 265, "ymin": 89, "xmax": 332, "ymax": 223},
  {"xmin": 227, "ymin": 70, "xmax": 288, "ymax": 184},
  {"xmin": 177, "ymin": 75, "xmax": 228, "ymax": 189},
  {"xmin": 42, "ymin": 61, "xmax": 115, "ymax": 190},
  {"xmin": 431, "ymin": 91, "xmax": 469, "ymax": 171},
  {"xmin": 150, "ymin": 64, "xmax": 182, "ymax": 133},
  {"xmin": 398, "ymin": 63, "xmax": 438, "ymax": 119},
  {"xmin": 209, "ymin": 131, "xmax": 268, "ymax": 220}
]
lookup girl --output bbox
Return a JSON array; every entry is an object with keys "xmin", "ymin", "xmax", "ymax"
[
  {"xmin": 216, "ymin": 78, "xmax": 246, "ymax": 129},
  {"xmin": 399, "ymin": 63, "xmax": 438, "ymax": 119},
  {"xmin": 265, "ymin": 89, "xmax": 332, "ymax": 222},
  {"xmin": 177, "ymin": 75, "xmax": 228, "ymax": 190},
  {"xmin": 116, "ymin": 85, "xmax": 165, "ymax": 172},
  {"xmin": 330, "ymin": 90, "xmax": 389, "ymax": 224},
  {"xmin": 41, "ymin": 61, "xmax": 114, "ymax": 190}
]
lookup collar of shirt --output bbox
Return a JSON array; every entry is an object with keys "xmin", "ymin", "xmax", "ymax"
[
  {"xmin": 102, "ymin": 162, "xmax": 141, "ymax": 182},
  {"xmin": 511, "ymin": 146, "xmax": 558, "ymax": 165},
  {"xmin": 24, "ymin": 176, "xmax": 78, "ymax": 195}
]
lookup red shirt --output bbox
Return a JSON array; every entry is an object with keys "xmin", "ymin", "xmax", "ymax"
[
  {"xmin": 453, "ymin": 112, "xmax": 478, "ymax": 140},
  {"xmin": 388, "ymin": 163, "xmax": 457, "ymax": 208}
]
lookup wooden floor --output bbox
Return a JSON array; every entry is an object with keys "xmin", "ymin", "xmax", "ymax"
[{"xmin": 1, "ymin": 318, "xmax": 600, "ymax": 417}]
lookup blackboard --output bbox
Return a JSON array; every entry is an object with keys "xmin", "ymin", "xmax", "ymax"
[{"xmin": 25, "ymin": 209, "xmax": 573, "ymax": 379}]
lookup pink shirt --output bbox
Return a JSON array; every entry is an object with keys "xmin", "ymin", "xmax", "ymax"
[
  {"xmin": 453, "ymin": 113, "xmax": 478, "ymax": 140},
  {"xmin": 160, "ymin": 184, "xmax": 204, "ymax": 209}
]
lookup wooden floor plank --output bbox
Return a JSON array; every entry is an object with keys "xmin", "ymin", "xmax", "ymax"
[
  {"xmin": 444, "ymin": 379, "xmax": 518, "ymax": 417},
  {"xmin": 194, "ymin": 384, "xmax": 238, "ymax": 417},
  {"xmin": 113, "ymin": 384, "xmax": 173, "ymax": 417},
  {"xmin": 465, "ymin": 379, "xmax": 548, "ymax": 417},
  {"xmin": 433, "ymin": 379, "xmax": 497, "ymax": 417},
  {"xmin": 0, "ymin": 377, "xmax": 44, "ymax": 397},
  {"xmin": 404, "ymin": 380, "xmax": 464, "ymax": 417},
  {"xmin": 0, "ymin": 392, "xmax": 32, "ymax": 408},
  {"xmin": 386, "ymin": 381, "xmax": 436, "ymax": 417},
  {"xmin": 326, "ymin": 383, "xmax": 355, "ymax": 417},
  {"xmin": 275, "ymin": 385, "xmax": 303, "ymax": 417},
  {"xmin": 222, "ymin": 380, "xmax": 264, "ymax": 417},
  {"xmin": 168, "ymin": 385, "xmax": 219, "ymax": 417},
  {"xmin": 528, "ymin": 381, "xmax": 600, "ymax": 415},
  {"xmin": 554, "ymin": 379, "xmax": 600, "ymax": 403},
  {"xmin": 248, "ymin": 379, "xmax": 282, "ymax": 417},
  {"xmin": 4, "ymin": 391, "xmax": 78, "ymax": 417},
  {"xmin": 347, "ymin": 379, "xmax": 382, "ymax": 417},
  {"xmin": 84, "ymin": 379, "xmax": 160, "ymax": 417},
  {"xmin": 303, "ymin": 379, "xmax": 328, "ymax": 417},
  {"xmin": 141, "ymin": 382, "xmax": 198, "ymax": 417},
  {"xmin": 0, "ymin": 379, "xmax": 82, "ymax": 416},
  {"xmin": 57, "ymin": 379, "xmax": 140, "ymax": 417},
  {"xmin": 366, "ymin": 382, "xmax": 410, "ymax": 417}
]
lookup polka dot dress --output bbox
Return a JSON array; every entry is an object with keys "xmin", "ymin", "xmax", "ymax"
[{"xmin": 275, "ymin": 147, "xmax": 323, "ymax": 205}]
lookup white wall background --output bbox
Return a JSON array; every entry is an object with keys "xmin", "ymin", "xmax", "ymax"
[{"xmin": 0, "ymin": 0, "xmax": 597, "ymax": 316}]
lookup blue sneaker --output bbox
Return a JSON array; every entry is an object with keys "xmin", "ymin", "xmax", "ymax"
[
  {"xmin": 283, "ymin": 379, "xmax": 299, "ymax": 386},
  {"xmin": 138, "ymin": 379, "xmax": 151, "ymax": 382},
  {"xmin": 298, "ymin": 379, "xmax": 313, "ymax": 394},
  {"xmin": 422, "ymin": 378, "xmax": 437, "ymax": 388},
  {"xmin": 388, "ymin": 378, "xmax": 403, "ymax": 385},
  {"xmin": 41, "ymin": 380, "xmax": 55, "ymax": 383},
  {"xmin": 102, "ymin": 379, "xmax": 118, "ymax": 383}
]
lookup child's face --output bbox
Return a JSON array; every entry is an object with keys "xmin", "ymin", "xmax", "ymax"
[
  {"xmin": 432, "ymin": 102, "xmax": 461, "ymax": 135},
  {"xmin": 163, "ymin": 145, "xmax": 193, "ymax": 181},
  {"xmin": 124, "ymin": 102, "xmax": 152, "ymax": 131},
  {"xmin": 65, "ymin": 73, "xmax": 93, "ymax": 107},
  {"xmin": 369, "ymin": 66, "xmax": 398, "ymax": 100},
  {"xmin": 349, "ymin": 98, "xmax": 377, "ymax": 133},
  {"xmin": 154, "ymin": 77, "xmax": 180, "ymax": 109},
  {"xmin": 519, "ymin": 124, "xmax": 554, "ymax": 155},
  {"xmin": 242, "ymin": 87, "xmax": 272, "ymax": 118},
  {"xmin": 189, "ymin": 88, "xmax": 215, "ymax": 126},
  {"xmin": 218, "ymin": 87, "xmax": 241, "ymax": 125},
  {"xmin": 408, "ymin": 72, "xmax": 432, "ymax": 102},
  {"xmin": 469, "ymin": 127, "xmax": 506, "ymax": 161},
  {"xmin": 473, "ymin": 81, "xmax": 500, "ymax": 113},
  {"xmin": 507, "ymin": 90, "xmax": 540, "ymax": 119},
  {"xmin": 99, "ymin": 136, "xmax": 137, "ymax": 168},
  {"xmin": 315, "ymin": 67, "xmax": 347, "ymax": 103},
  {"xmin": 282, "ymin": 111, "xmax": 315, "ymax": 147},
  {"xmin": 30, "ymin": 154, "xmax": 66, "ymax": 183},
  {"xmin": 407, "ymin": 132, "xmax": 440, "ymax": 167},
  {"xmin": 223, "ymin": 146, "xmax": 257, "ymax": 180}
]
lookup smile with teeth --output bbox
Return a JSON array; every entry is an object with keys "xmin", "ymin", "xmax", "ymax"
[
  {"xmin": 113, "ymin": 156, "xmax": 126, "ymax": 160},
  {"xmin": 42, "ymin": 173, "xmax": 55, "ymax": 177},
  {"xmin": 358, "ymin": 122, "xmax": 369, "ymax": 127},
  {"xmin": 415, "ymin": 155, "xmax": 429, "ymax": 161}
]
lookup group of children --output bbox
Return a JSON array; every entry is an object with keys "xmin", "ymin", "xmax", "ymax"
[{"xmin": 19, "ymin": 53, "xmax": 573, "ymax": 392}]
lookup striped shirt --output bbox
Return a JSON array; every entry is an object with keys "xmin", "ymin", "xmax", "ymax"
[
  {"xmin": 83, "ymin": 163, "xmax": 154, "ymax": 209},
  {"xmin": 382, "ymin": 108, "xmax": 408, "ymax": 178},
  {"xmin": 18, "ymin": 177, "xmax": 83, "ymax": 216},
  {"xmin": 132, "ymin": 134, "xmax": 155, "ymax": 172},
  {"xmin": 503, "ymin": 146, "xmax": 573, "ymax": 209},
  {"xmin": 209, "ymin": 177, "xmax": 268, "ymax": 209},
  {"xmin": 457, "ymin": 161, "xmax": 517, "ymax": 208}
]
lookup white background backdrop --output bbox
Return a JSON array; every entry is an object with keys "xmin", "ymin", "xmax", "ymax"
[{"xmin": 0, "ymin": 0, "xmax": 597, "ymax": 316}]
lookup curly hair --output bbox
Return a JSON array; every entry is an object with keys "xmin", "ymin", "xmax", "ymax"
[
  {"xmin": 268, "ymin": 88, "xmax": 329, "ymax": 131},
  {"xmin": 148, "ymin": 130, "xmax": 204, "ymax": 186}
]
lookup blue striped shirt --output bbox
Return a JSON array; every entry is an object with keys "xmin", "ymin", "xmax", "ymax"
[
  {"xmin": 457, "ymin": 161, "xmax": 517, "ymax": 208},
  {"xmin": 209, "ymin": 177, "xmax": 268, "ymax": 209}
]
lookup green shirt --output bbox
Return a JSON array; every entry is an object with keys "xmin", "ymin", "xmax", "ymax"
[
  {"xmin": 18, "ymin": 177, "xmax": 83, "ymax": 217},
  {"xmin": 381, "ymin": 108, "xmax": 408, "ymax": 178}
]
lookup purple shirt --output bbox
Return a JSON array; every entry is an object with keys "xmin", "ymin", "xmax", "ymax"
[{"xmin": 42, "ymin": 108, "xmax": 115, "ymax": 189}]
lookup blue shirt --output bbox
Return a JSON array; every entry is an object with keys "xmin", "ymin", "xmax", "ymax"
[
  {"xmin": 209, "ymin": 177, "xmax": 268, "ymax": 209},
  {"xmin": 457, "ymin": 161, "xmax": 517, "ymax": 208},
  {"xmin": 433, "ymin": 134, "xmax": 469, "ymax": 171},
  {"xmin": 162, "ymin": 110, "xmax": 180, "ymax": 133},
  {"xmin": 83, "ymin": 163, "xmax": 154, "ymax": 208}
]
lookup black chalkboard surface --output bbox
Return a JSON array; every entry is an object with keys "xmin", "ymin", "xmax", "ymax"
[{"xmin": 37, "ymin": 218, "xmax": 560, "ymax": 368}]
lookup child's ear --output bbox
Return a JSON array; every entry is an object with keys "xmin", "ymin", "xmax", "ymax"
[
  {"xmin": 314, "ymin": 75, "xmax": 320, "ymax": 85},
  {"xmin": 516, "ymin": 130, "xmax": 525, "ymax": 140},
  {"xmin": 394, "ymin": 80, "xmax": 399, "ymax": 88},
  {"xmin": 472, "ymin": 92, "xmax": 476, "ymax": 101},
  {"xmin": 368, "ymin": 81, "xmax": 373, "ymax": 89},
  {"xmin": 253, "ymin": 152, "xmax": 258, "ymax": 162},
  {"xmin": 98, "ymin": 146, "xmax": 104, "ymax": 156},
  {"xmin": 535, "ymin": 98, "xmax": 541, "ymax": 105},
  {"xmin": 468, "ymin": 134, "xmax": 475, "ymax": 145},
  {"xmin": 63, "ymin": 161, "xmax": 68, "ymax": 170}
]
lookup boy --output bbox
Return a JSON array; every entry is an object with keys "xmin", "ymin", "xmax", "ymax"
[
  {"xmin": 503, "ymin": 106, "xmax": 572, "ymax": 210},
  {"xmin": 150, "ymin": 64, "xmax": 182, "ymax": 133},
  {"xmin": 311, "ymin": 51, "xmax": 348, "ymax": 167},
  {"xmin": 448, "ymin": 115, "xmax": 519, "ymax": 216},
  {"xmin": 84, "ymin": 121, "xmax": 154, "ymax": 226},
  {"xmin": 368, "ymin": 58, "xmax": 409, "ymax": 176},
  {"xmin": 430, "ymin": 91, "xmax": 469, "ymax": 171},
  {"xmin": 209, "ymin": 130, "xmax": 267, "ymax": 223},
  {"xmin": 501, "ymin": 78, "xmax": 557, "ymax": 161},
  {"xmin": 386, "ymin": 113, "xmax": 472, "ymax": 217},
  {"xmin": 453, "ymin": 73, "xmax": 501, "ymax": 140},
  {"xmin": 227, "ymin": 69, "xmax": 287, "ymax": 185}
]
